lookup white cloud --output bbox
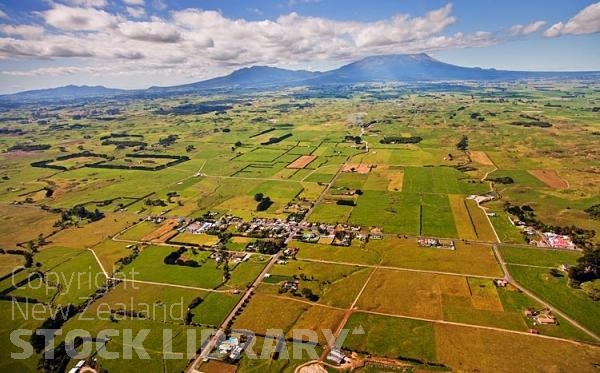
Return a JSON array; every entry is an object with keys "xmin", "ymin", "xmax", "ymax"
[
  {"xmin": 118, "ymin": 20, "xmax": 181, "ymax": 42},
  {"xmin": 41, "ymin": 4, "xmax": 119, "ymax": 31},
  {"xmin": 124, "ymin": 0, "xmax": 145, "ymax": 5},
  {"xmin": 152, "ymin": 0, "xmax": 167, "ymax": 11},
  {"xmin": 510, "ymin": 20, "xmax": 546, "ymax": 35},
  {"xmin": 544, "ymin": 2, "xmax": 600, "ymax": 37},
  {"xmin": 67, "ymin": 0, "xmax": 108, "ymax": 8},
  {"xmin": 126, "ymin": 6, "xmax": 146, "ymax": 18},
  {"xmin": 1, "ymin": 3, "xmax": 499, "ymax": 85},
  {"xmin": 0, "ymin": 24, "xmax": 45, "ymax": 39},
  {"xmin": 0, "ymin": 10, "xmax": 8, "ymax": 19}
]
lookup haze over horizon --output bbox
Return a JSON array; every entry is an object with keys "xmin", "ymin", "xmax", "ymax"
[{"xmin": 0, "ymin": 0, "xmax": 599, "ymax": 94}]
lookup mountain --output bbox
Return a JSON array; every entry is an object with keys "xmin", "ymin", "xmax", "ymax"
[
  {"xmin": 0, "ymin": 85, "xmax": 126, "ymax": 103},
  {"xmin": 2, "ymin": 54, "xmax": 599, "ymax": 102},
  {"xmin": 311, "ymin": 53, "xmax": 513, "ymax": 82},
  {"xmin": 148, "ymin": 66, "xmax": 320, "ymax": 93}
]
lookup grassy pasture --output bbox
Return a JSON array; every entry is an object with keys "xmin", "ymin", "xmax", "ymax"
[
  {"xmin": 507, "ymin": 264, "xmax": 600, "ymax": 335},
  {"xmin": 420, "ymin": 194, "xmax": 457, "ymax": 238},
  {"xmin": 0, "ymin": 205, "xmax": 58, "ymax": 249},
  {"xmin": 120, "ymin": 246, "xmax": 223, "ymax": 288},
  {"xmin": 448, "ymin": 194, "xmax": 478, "ymax": 240},
  {"xmin": 500, "ymin": 246, "xmax": 581, "ymax": 267},
  {"xmin": 435, "ymin": 323, "xmax": 600, "ymax": 373},
  {"xmin": 343, "ymin": 313, "xmax": 437, "ymax": 362},
  {"xmin": 349, "ymin": 191, "xmax": 421, "ymax": 234},
  {"xmin": 371, "ymin": 238, "xmax": 502, "ymax": 277}
]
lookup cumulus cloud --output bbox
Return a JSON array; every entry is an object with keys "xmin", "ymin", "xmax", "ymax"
[
  {"xmin": 41, "ymin": 4, "xmax": 119, "ymax": 31},
  {"xmin": 67, "ymin": 0, "xmax": 108, "ymax": 8},
  {"xmin": 510, "ymin": 20, "xmax": 546, "ymax": 35},
  {"xmin": 0, "ymin": 10, "xmax": 7, "ymax": 19},
  {"xmin": 124, "ymin": 0, "xmax": 145, "ymax": 5},
  {"xmin": 126, "ymin": 6, "xmax": 146, "ymax": 18},
  {"xmin": 1, "ymin": 3, "xmax": 499, "ymax": 84},
  {"xmin": 118, "ymin": 20, "xmax": 181, "ymax": 42},
  {"xmin": 544, "ymin": 2, "xmax": 600, "ymax": 37},
  {"xmin": 0, "ymin": 24, "xmax": 45, "ymax": 39}
]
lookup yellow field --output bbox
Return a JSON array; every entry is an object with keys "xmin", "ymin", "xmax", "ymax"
[
  {"xmin": 356, "ymin": 269, "xmax": 470, "ymax": 319},
  {"xmin": 0, "ymin": 254, "xmax": 25, "ymax": 277},
  {"xmin": 370, "ymin": 238, "xmax": 502, "ymax": 277},
  {"xmin": 470, "ymin": 151, "xmax": 495, "ymax": 166},
  {"xmin": 233, "ymin": 294, "xmax": 310, "ymax": 335},
  {"xmin": 465, "ymin": 200, "xmax": 499, "ymax": 242},
  {"xmin": 50, "ymin": 212, "xmax": 136, "ymax": 248},
  {"xmin": 0, "ymin": 204, "xmax": 58, "ymax": 249},
  {"xmin": 91, "ymin": 240, "xmax": 131, "ymax": 276},
  {"xmin": 386, "ymin": 171, "xmax": 404, "ymax": 191},
  {"xmin": 435, "ymin": 323, "xmax": 600, "ymax": 372},
  {"xmin": 286, "ymin": 305, "xmax": 345, "ymax": 345},
  {"xmin": 448, "ymin": 195, "xmax": 478, "ymax": 241},
  {"xmin": 172, "ymin": 232, "xmax": 219, "ymax": 246}
]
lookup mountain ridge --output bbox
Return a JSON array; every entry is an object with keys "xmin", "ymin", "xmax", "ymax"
[{"xmin": 3, "ymin": 54, "xmax": 599, "ymax": 101}]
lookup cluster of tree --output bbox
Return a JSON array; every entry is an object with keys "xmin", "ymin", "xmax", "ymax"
[
  {"xmin": 114, "ymin": 247, "xmax": 139, "ymax": 267},
  {"xmin": 300, "ymin": 287, "xmax": 319, "ymax": 302},
  {"xmin": 0, "ymin": 248, "xmax": 34, "ymax": 268},
  {"xmin": 248, "ymin": 127, "xmax": 275, "ymax": 138},
  {"xmin": 145, "ymin": 198, "xmax": 167, "ymax": 207},
  {"xmin": 260, "ymin": 133, "xmax": 292, "ymax": 145},
  {"xmin": 164, "ymin": 247, "xmax": 199, "ymax": 267},
  {"xmin": 470, "ymin": 112, "xmax": 485, "ymax": 121},
  {"xmin": 158, "ymin": 134, "xmax": 177, "ymax": 147},
  {"xmin": 37, "ymin": 340, "xmax": 76, "ymax": 373},
  {"xmin": 101, "ymin": 139, "xmax": 147, "ymax": 148},
  {"xmin": 88, "ymin": 154, "xmax": 190, "ymax": 171},
  {"xmin": 154, "ymin": 103, "xmax": 232, "ymax": 115},
  {"xmin": 250, "ymin": 239, "xmax": 285, "ymax": 255},
  {"xmin": 185, "ymin": 144, "xmax": 196, "ymax": 152},
  {"xmin": 344, "ymin": 135, "xmax": 363, "ymax": 144},
  {"xmin": 379, "ymin": 136, "xmax": 423, "ymax": 144},
  {"xmin": 0, "ymin": 128, "xmax": 24, "ymax": 135},
  {"xmin": 56, "ymin": 205, "xmax": 104, "ymax": 227},
  {"xmin": 456, "ymin": 135, "xmax": 469, "ymax": 151},
  {"xmin": 585, "ymin": 204, "xmax": 600, "ymax": 220},
  {"xmin": 488, "ymin": 176, "xmax": 515, "ymax": 184},
  {"xmin": 31, "ymin": 151, "xmax": 112, "ymax": 171},
  {"xmin": 100, "ymin": 133, "xmax": 143, "ymax": 140},
  {"xmin": 510, "ymin": 121, "xmax": 552, "ymax": 128},
  {"xmin": 30, "ymin": 305, "xmax": 79, "ymax": 353},
  {"xmin": 568, "ymin": 245, "xmax": 600, "ymax": 296},
  {"xmin": 255, "ymin": 193, "xmax": 273, "ymax": 211},
  {"xmin": 336, "ymin": 199, "xmax": 356, "ymax": 206},
  {"xmin": 7, "ymin": 143, "xmax": 51, "ymax": 152}
]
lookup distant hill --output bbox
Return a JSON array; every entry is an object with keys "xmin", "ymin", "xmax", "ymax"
[
  {"xmin": 0, "ymin": 85, "xmax": 126, "ymax": 103},
  {"xmin": 147, "ymin": 66, "xmax": 320, "ymax": 94},
  {"xmin": 2, "ymin": 54, "xmax": 599, "ymax": 102}
]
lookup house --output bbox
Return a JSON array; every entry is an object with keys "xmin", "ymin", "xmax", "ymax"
[
  {"xmin": 534, "ymin": 310, "xmax": 557, "ymax": 325},
  {"xmin": 369, "ymin": 227, "xmax": 383, "ymax": 240},
  {"xmin": 218, "ymin": 337, "xmax": 240, "ymax": 354},
  {"xmin": 326, "ymin": 348, "xmax": 347, "ymax": 365},
  {"xmin": 494, "ymin": 279, "xmax": 509, "ymax": 287}
]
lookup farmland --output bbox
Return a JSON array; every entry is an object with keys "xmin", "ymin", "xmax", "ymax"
[{"xmin": 0, "ymin": 81, "xmax": 599, "ymax": 372}]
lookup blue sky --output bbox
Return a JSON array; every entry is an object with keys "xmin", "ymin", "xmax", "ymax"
[{"xmin": 0, "ymin": 0, "xmax": 599, "ymax": 93}]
